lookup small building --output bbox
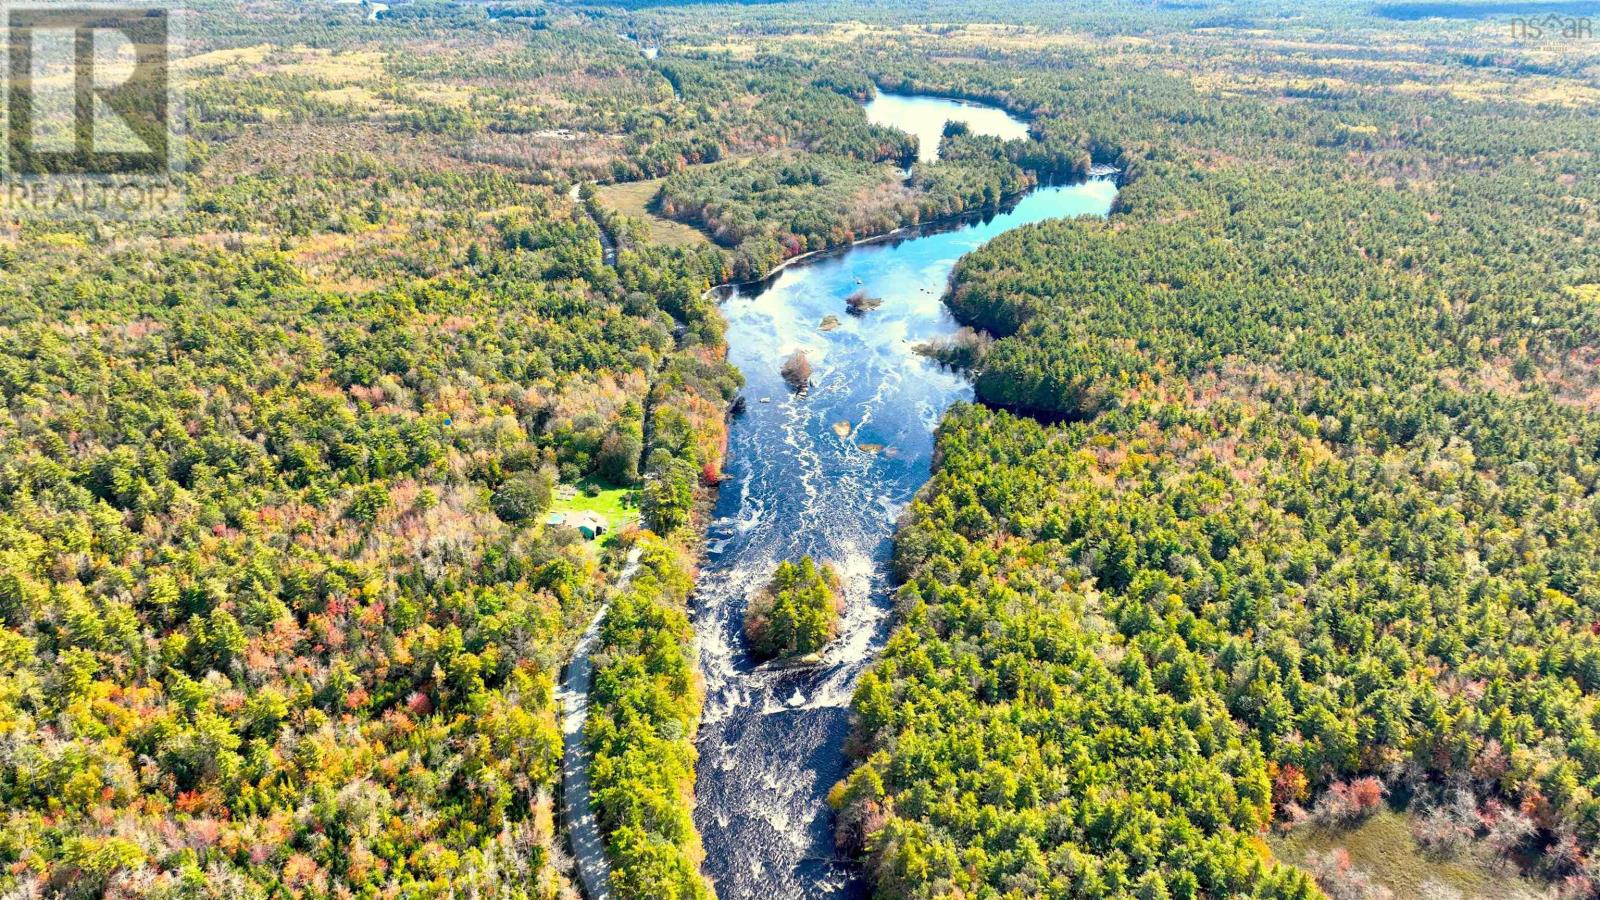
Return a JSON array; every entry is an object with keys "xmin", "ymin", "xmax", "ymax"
[
  {"xmin": 569, "ymin": 511, "xmax": 608, "ymax": 540},
  {"xmin": 543, "ymin": 509, "xmax": 607, "ymax": 539}
]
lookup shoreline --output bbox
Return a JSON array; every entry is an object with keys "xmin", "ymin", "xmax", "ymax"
[
  {"xmin": 698, "ymin": 169, "xmax": 1122, "ymax": 304},
  {"xmin": 673, "ymin": 139, "xmax": 1123, "ymax": 895}
]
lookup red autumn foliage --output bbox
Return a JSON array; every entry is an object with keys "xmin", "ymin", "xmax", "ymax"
[{"xmin": 406, "ymin": 691, "xmax": 434, "ymax": 716}]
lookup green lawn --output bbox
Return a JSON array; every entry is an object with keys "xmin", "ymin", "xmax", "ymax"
[{"xmin": 548, "ymin": 480, "xmax": 640, "ymax": 533}]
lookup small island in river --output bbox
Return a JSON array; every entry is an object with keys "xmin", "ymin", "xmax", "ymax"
[
  {"xmin": 844, "ymin": 288, "xmax": 883, "ymax": 316},
  {"xmin": 744, "ymin": 556, "xmax": 843, "ymax": 663},
  {"xmin": 780, "ymin": 350, "xmax": 812, "ymax": 390}
]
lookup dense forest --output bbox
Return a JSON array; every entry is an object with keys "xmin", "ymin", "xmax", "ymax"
[
  {"xmin": 587, "ymin": 537, "xmax": 709, "ymax": 899},
  {"xmin": 797, "ymin": 3, "xmax": 1600, "ymax": 899},
  {"xmin": 0, "ymin": 1, "xmax": 742, "ymax": 896},
  {"xmin": 654, "ymin": 144, "xmax": 1042, "ymax": 279},
  {"xmin": 3, "ymin": 0, "xmax": 1599, "ymax": 897}
]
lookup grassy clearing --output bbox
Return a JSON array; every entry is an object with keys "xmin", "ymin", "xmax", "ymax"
[
  {"xmin": 177, "ymin": 44, "xmax": 274, "ymax": 71},
  {"xmin": 274, "ymin": 48, "xmax": 386, "ymax": 84},
  {"xmin": 1268, "ymin": 809, "xmax": 1546, "ymax": 899},
  {"xmin": 595, "ymin": 179, "xmax": 715, "ymax": 249},
  {"xmin": 549, "ymin": 480, "xmax": 640, "ymax": 531}
]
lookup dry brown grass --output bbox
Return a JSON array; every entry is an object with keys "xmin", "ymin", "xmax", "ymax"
[
  {"xmin": 595, "ymin": 179, "xmax": 715, "ymax": 249},
  {"xmin": 176, "ymin": 43, "xmax": 273, "ymax": 71},
  {"xmin": 1269, "ymin": 809, "xmax": 1547, "ymax": 900}
]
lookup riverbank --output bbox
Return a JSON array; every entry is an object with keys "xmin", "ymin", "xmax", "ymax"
[
  {"xmin": 700, "ymin": 170, "xmax": 1121, "ymax": 305},
  {"xmin": 582, "ymin": 536, "xmax": 714, "ymax": 899},
  {"xmin": 557, "ymin": 185, "xmax": 731, "ymax": 900},
  {"xmin": 558, "ymin": 95, "xmax": 1120, "ymax": 899}
]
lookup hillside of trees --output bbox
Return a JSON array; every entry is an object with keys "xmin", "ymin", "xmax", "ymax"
[{"xmin": 0, "ymin": 2, "xmax": 745, "ymax": 895}]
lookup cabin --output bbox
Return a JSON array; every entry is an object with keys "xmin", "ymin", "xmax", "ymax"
[
  {"xmin": 569, "ymin": 511, "xmax": 608, "ymax": 540},
  {"xmin": 545, "ymin": 510, "xmax": 608, "ymax": 540}
]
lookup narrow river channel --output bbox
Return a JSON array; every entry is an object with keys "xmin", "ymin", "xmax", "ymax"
[{"xmin": 692, "ymin": 97, "xmax": 1118, "ymax": 900}]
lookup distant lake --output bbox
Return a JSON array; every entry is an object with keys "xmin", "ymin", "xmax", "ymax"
[
  {"xmin": 1375, "ymin": 0, "xmax": 1599, "ymax": 19},
  {"xmin": 864, "ymin": 92, "xmax": 1032, "ymax": 165}
]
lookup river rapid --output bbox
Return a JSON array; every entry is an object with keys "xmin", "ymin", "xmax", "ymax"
[{"xmin": 692, "ymin": 97, "xmax": 1118, "ymax": 900}]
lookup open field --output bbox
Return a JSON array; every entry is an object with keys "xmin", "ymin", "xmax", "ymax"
[
  {"xmin": 596, "ymin": 179, "xmax": 716, "ymax": 249},
  {"xmin": 1268, "ymin": 810, "xmax": 1546, "ymax": 900},
  {"xmin": 549, "ymin": 480, "xmax": 641, "ymax": 533}
]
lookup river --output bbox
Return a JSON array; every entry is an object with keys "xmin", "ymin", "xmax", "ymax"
[{"xmin": 691, "ymin": 97, "xmax": 1118, "ymax": 899}]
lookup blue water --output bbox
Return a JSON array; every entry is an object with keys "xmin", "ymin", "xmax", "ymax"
[
  {"xmin": 693, "ymin": 177, "xmax": 1118, "ymax": 900},
  {"xmin": 1375, "ymin": 1, "xmax": 1599, "ymax": 19},
  {"xmin": 864, "ymin": 92, "xmax": 1033, "ymax": 164}
]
